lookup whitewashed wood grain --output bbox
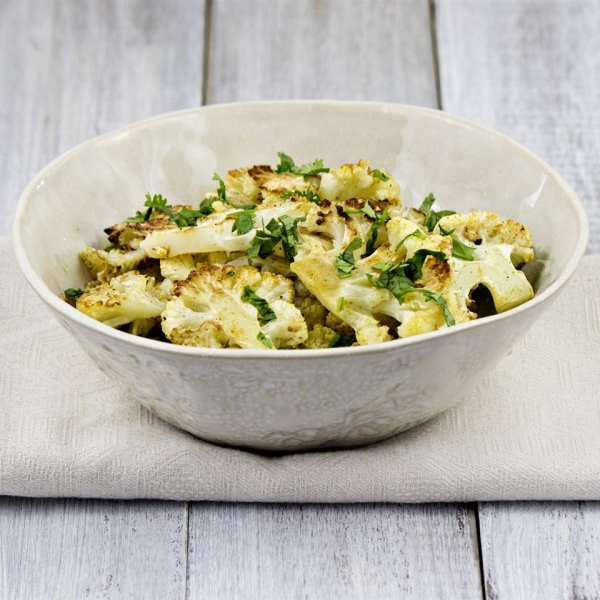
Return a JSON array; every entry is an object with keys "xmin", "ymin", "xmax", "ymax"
[
  {"xmin": 436, "ymin": 0, "xmax": 600, "ymax": 253},
  {"xmin": 187, "ymin": 502, "xmax": 482, "ymax": 600},
  {"xmin": 436, "ymin": 2, "xmax": 600, "ymax": 597},
  {"xmin": 0, "ymin": 497, "xmax": 188, "ymax": 600},
  {"xmin": 0, "ymin": 0, "xmax": 203, "ymax": 597},
  {"xmin": 206, "ymin": 0, "xmax": 438, "ymax": 105},
  {"xmin": 478, "ymin": 502, "xmax": 600, "ymax": 600},
  {"xmin": 0, "ymin": 0, "xmax": 205, "ymax": 236}
]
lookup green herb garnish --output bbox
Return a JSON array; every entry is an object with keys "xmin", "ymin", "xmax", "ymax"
[
  {"xmin": 242, "ymin": 286, "xmax": 276, "ymax": 324},
  {"xmin": 329, "ymin": 333, "xmax": 355, "ymax": 348},
  {"xmin": 64, "ymin": 288, "xmax": 84, "ymax": 304},
  {"xmin": 363, "ymin": 208, "xmax": 389, "ymax": 257},
  {"xmin": 139, "ymin": 194, "xmax": 204, "ymax": 228},
  {"xmin": 231, "ymin": 209, "xmax": 256, "ymax": 235},
  {"xmin": 337, "ymin": 297, "xmax": 345, "ymax": 311},
  {"xmin": 212, "ymin": 172, "xmax": 256, "ymax": 210},
  {"xmin": 367, "ymin": 251, "xmax": 455, "ymax": 327},
  {"xmin": 395, "ymin": 229, "xmax": 426, "ymax": 251},
  {"xmin": 257, "ymin": 332, "xmax": 273, "ymax": 348},
  {"xmin": 126, "ymin": 206, "xmax": 153, "ymax": 223},
  {"xmin": 247, "ymin": 215, "xmax": 303, "ymax": 264},
  {"xmin": 438, "ymin": 224, "xmax": 475, "ymax": 261},
  {"xmin": 419, "ymin": 193, "xmax": 456, "ymax": 232},
  {"xmin": 335, "ymin": 237, "xmax": 362, "ymax": 278},
  {"xmin": 275, "ymin": 152, "xmax": 330, "ymax": 176},
  {"xmin": 372, "ymin": 169, "xmax": 390, "ymax": 182},
  {"xmin": 280, "ymin": 188, "xmax": 321, "ymax": 204}
]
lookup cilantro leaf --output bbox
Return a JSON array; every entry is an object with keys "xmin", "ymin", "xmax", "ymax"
[
  {"xmin": 335, "ymin": 237, "xmax": 362, "ymax": 278},
  {"xmin": 198, "ymin": 195, "xmax": 219, "ymax": 216},
  {"xmin": 64, "ymin": 288, "xmax": 84, "ymax": 304},
  {"xmin": 363, "ymin": 208, "xmax": 389, "ymax": 258},
  {"xmin": 418, "ymin": 193, "xmax": 456, "ymax": 231},
  {"xmin": 329, "ymin": 333, "xmax": 355, "ymax": 348},
  {"xmin": 337, "ymin": 297, "xmax": 345, "ymax": 311},
  {"xmin": 231, "ymin": 209, "xmax": 256, "ymax": 235},
  {"xmin": 247, "ymin": 215, "xmax": 303, "ymax": 264},
  {"xmin": 450, "ymin": 238, "xmax": 474, "ymax": 261},
  {"xmin": 275, "ymin": 152, "xmax": 296, "ymax": 173},
  {"xmin": 372, "ymin": 169, "xmax": 390, "ymax": 182},
  {"xmin": 438, "ymin": 224, "xmax": 475, "ymax": 261},
  {"xmin": 275, "ymin": 152, "xmax": 330, "ymax": 176},
  {"xmin": 292, "ymin": 158, "xmax": 330, "ymax": 176},
  {"xmin": 257, "ymin": 332, "xmax": 273, "ymax": 348},
  {"xmin": 279, "ymin": 188, "xmax": 321, "ymax": 204},
  {"xmin": 367, "ymin": 251, "xmax": 455, "ymax": 327},
  {"xmin": 242, "ymin": 286, "xmax": 276, "ymax": 324},
  {"xmin": 403, "ymin": 249, "xmax": 448, "ymax": 281},
  {"xmin": 126, "ymin": 206, "xmax": 153, "ymax": 223},
  {"xmin": 212, "ymin": 172, "xmax": 255, "ymax": 210},
  {"xmin": 395, "ymin": 229, "xmax": 426, "ymax": 251},
  {"xmin": 142, "ymin": 194, "xmax": 203, "ymax": 228}
]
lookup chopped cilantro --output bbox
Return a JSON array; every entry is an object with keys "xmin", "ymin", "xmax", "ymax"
[
  {"xmin": 126, "ymin": 206, "xmax": 153, "ymax": 223},
  {"xmin": 212, "ymin": 172, "xmax": 256, "ymax": 210},
  {"xmin": 225, "ymin": 270, "xmax": 236, "ymax": 277},
  {"xmin": 363, "ymin": 208, "xmax": 389, "ymax": 258},
  {"xmin": 231, "ymin": 209, "xmax": 256, "ymax": 235},
  {"xmin": 372, "ymin": 169, "xmax": 390, "ymax": 182},
  {"xmin": 337, "ymin": 297, "xmax": 345, "ymax": 311},
  {"xmin": 395, "ymin": 229, "xmax": 426, "ymax": 251},
  {"xmin": 345, "ymin": 201, "xmax": 378, "ymax": 220},
  {"xmin": 275, "ymin": 152, "xmax": 330, "ymax": 176},
  {"xmin": 64, "ymin": 288, "xmax": 84, "ymax": 304},
  {"xmin": 367, "ymin": 253, "xmax": 455, "ymax": 327},
  {"xmin": 280, "ymin": 188, "xmax": 321, "ymax": 204},
  {"xmin": 242, "ymin": 286, "xmax": 276, "ymax": 324},
  {"xmin": 104, "ymin": 243, "xmax": 116, "ymax": 252},
  {"xmin": 257, "ymin": 332, "xmax": 273, "ymax": 348},
  {"xmin": 439, "ymin": 224, "xmax": 475, "ymax": 261},
  {"xmin": 198, "ymin": 195, "xmax": 219, "ymax": 216},
  {"xmin": 247, "ymin": 215, "xmax": 303, "ymax": 264},
  {"xmin": 419, "ymin": 193, "xmax": 456, "ymax": 231},
  {"xmin": 335, "ymin": 237, "xmax": 362, "ymax": 278},
  {"xmin": 329, "ymin": 333, "xmax": 355, "ymax": 348},
  {"xmin": 140, "ymin": 194, "xmax": 204, "ymax": 228}
]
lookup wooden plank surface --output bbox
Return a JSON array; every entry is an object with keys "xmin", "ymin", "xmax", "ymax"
[
  {"xmin": 0, "ymin": 0, "xmax": 205, "ymax": 236},
  {"xmin": 436, "ymin": 2, "xmax": 600, "ymax": 597},
  {"xmin": 436, "ymin": 0, "xmax": 600, "ymax": 254},
  {"xmin": 187, "ymin": 502, "xmax": 482, "ymax": 600},
  {"xmin": 478, "ymin": 502, "xmax": 600, "ymax": 600},
  {"xmin": 206, "ymin": 0, "xmax": 438, "ymax": 105},
  {"xmin": 0, "ymin": 497, "xmax": 188, "ymax": 600},
  {"xmin": 0, "ymin": 0, "xmax": 203, "ymax": 597}
]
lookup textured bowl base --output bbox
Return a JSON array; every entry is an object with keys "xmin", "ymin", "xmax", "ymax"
[{"xmin": 143, "ymin": 404, "xmax": 446, "ymax": 454}]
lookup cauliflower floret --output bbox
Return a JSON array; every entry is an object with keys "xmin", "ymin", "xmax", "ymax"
[
  {"xmin": 418, "ymin": 246, "xmax": 535, "ymax": 321},
  {"xmin": 436, "ymin": 212, "xmax": 534, "ymax": 267},
  {"xmin": 140, "ymin": 201, "xmax": 308, "ymax": 259},
  {"xmin": 160, "ymin": 255, "xmax": 197, "ymax": 282},
  {"xmin": 76, "ymin": 271, "xmax": 166, "ymax": 328},
  {"xmin": 80, "ymin": 246, "xmax": 149, "ymax": 283},
  {"xmin": 318, "ymin": 160, "xmax": 401, "ymax": 209},
  {"xmin": 161, "ymin": 265, "xmax": 308, "ymax": 349},
  {"xmin": 291, "ymin": 235, "xmax": 397, "ymax": 345},
  {"xmin": 104, "ymin": 209, "xmax": 180, "ymax": 249},
  {"xmin": 302, "ymin": 324, "xmax": 340, "ymax": 349}
]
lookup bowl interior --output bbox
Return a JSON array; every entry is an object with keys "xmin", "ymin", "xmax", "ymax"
[{"xmin": 16, "ymin": 102, "xmax": 585, "ymax": 299}]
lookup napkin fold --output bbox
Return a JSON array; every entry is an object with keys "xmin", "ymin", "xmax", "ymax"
[{"xmin": 1, "ymin": 237, "xmax": 599, "ymax": 502}]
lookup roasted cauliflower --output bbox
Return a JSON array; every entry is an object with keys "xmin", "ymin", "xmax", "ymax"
[{"xmin": 65, "ymin": 154, "xmax": 536, "ymax": 349}]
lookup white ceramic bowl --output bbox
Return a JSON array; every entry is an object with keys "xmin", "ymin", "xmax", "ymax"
[{"xmin": 13, "ymin": 102, "xmax": 589, "ymax": 452}]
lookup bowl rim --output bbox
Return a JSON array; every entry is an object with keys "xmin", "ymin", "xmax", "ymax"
[{"xmin": 12, "ymin": 100, "xmax": 590, "ymax": 360}]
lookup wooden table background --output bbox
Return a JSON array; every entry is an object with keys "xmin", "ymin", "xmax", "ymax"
[{"xmin": 1, "ymin": 1, "xmax": 599, "ymax": 598}]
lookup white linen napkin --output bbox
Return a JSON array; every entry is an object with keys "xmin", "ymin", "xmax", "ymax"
[{"xmin": 1, "ymin": 237, "xmax": 599, "ymax": 502}]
